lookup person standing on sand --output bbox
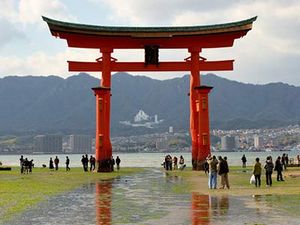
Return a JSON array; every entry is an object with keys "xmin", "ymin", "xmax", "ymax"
[
  {"xmin": 207, "ymin": 155, "xmax": 218, "ymax": 189},
  {"xmin": 253, "ymin": 157, "xmax": 262, "ymax": 187}
]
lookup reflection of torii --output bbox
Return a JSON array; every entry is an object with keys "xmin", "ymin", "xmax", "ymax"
[{"xmin": 96, "ymin": 181, "xmax": 112, "ymax": 224}]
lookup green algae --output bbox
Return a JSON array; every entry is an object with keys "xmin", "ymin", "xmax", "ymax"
[{"xmin": 0, "ymin": 167, "xmax": 142, "ymax": 223}]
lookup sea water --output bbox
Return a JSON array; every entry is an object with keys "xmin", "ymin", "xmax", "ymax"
[{"xmin": 0, "ymin": 151, "xmax": 299, "ymax": 168}]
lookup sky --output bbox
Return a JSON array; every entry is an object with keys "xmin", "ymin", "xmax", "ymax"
[{"xmin": 0, "ymin": 0, "xmax": 300, "ymax": 86}]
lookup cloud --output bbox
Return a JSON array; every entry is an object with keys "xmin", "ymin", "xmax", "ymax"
[
  {"xmin": 98, "ymin": 0, "xmax": 239, "ymax": 25},
  {"xmin": 18, "ymin": 0, "xmax": 75, "ymax": 25},
  {"xmin": 0, "ymin": 18, "xmax": 25, "ymax": 48}
]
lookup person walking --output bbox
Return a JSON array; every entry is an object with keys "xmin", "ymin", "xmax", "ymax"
[
  {"xmin": 207, "ymin": 155, "xmax": 218, "ymax": 189},
  {"xmin": 264, "ymin": 156, "xmax": 274, "ymax": 187},
  {"xmin": 54, "ymin": 156, "xmax": 59, "ymax": 171},
  {"xmin": 253, "ymin": 157, "xmax": 262, "ymax": 187},
  {"xmin": 66, "ymin": 156, "xmax": 70, "ymax": 171},
  {"xmin": 275, "ymin": 156, "xmax": 284, "ymax": 181},
  {"xmin": 116, "ymin": 156, "xmax": 121, "ymax": 170}
]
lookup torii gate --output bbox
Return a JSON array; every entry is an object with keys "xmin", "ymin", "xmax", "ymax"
[{"xmin": 43, "ymin": 16, "xmax": 256, "ymax": 172}]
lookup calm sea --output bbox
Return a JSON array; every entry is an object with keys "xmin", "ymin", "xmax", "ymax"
[{"xmin": 1, "ymin": 151, "xmax": 299, "ymax": 168}]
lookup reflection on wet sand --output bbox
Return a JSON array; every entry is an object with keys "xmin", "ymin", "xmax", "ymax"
[
  {"xmin": 192, "ymin": 193, "xmax": 229, "ymax": 225},
  {"xmin": 96, "ymin": 181, "xmax": 112, "ymax": 225}
]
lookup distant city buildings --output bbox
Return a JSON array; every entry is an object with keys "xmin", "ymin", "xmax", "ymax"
[
  {"xmin": 34, "ymin": 135, "xmax": 62, "ymax": 153},
  {"xmin": 221, "ymin": 136, "xmax": 236, "ymax": 151},
  {"xmin": 69, "ymin": 135, "xmax": 92, "ymax": 154},
  {"xmin": 254, "ymin": 135, "xmax": 264, "ymax": 149}
]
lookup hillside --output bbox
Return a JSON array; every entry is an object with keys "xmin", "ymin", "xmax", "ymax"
[{"xmin": 0, "ymin": 73, "xmax": 299, "ymax": 136}]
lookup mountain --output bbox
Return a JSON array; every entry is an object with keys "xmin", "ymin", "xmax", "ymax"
[{"xmin": 0, "ymin": 73, "xmax": 299, "ymax": 136}]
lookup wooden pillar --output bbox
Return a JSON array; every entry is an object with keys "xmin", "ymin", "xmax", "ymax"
[
  {"xmin": 195, "ymin": 86, "xmax": 213, "ymax": 170},
  {"xmin": 92, "ymin": 87, "xmax": 112, "ymax": 172},
  {"xmin": 189, "ymin": 47, "xmax": 201, "ymax": 170},
  {"xmin": 92, "ymin": 48, "xmax": 113, "ymax": 172}
]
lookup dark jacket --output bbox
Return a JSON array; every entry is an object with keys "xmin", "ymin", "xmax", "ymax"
[
  {"xmin": 274, "ymin": 159, "xmax": 283, "ymax": 172},
  {"xmin": 218, "ymin": 160, "xmax": 229, "ymax": 175},
  {"xmin": 264, "ymin": 160, "xmax": 274, "ymax": 173}
]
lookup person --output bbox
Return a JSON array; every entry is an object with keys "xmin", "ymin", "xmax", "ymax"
[
  {"xmin": 173, "ymin": 156, "xmax": 178, "ymax": 170},
  {"xmin": 223, "ymin": 156, "xmax": 230, "ymax": 189},
  {"xmin": 241, "ymin": 154, "xmax": 247, "ymax": 168},
  {"xmin": 54, "ymin": 156, "xmax": 59, "ymax": 170},
  {"xmin": 285, "ymin": 154, "xmax": 289, "ymax": 168},
  {"xmin": 264, "ymin": 156, "xmax": 274, "ymax": 186},
  {"xmin": 297, "ymin": 155, "xmax": 300, "ymax": 167},
  {"xmin": 218, "ymin": 156, "xmax": 230, "ymax": 189},
  {"xmin": 111, "ymin": 156, "xmax": 115, "ymax": 171},
  {"xmin": 81, "ymin": 155, "xmax": 87, "ymax": 172},
  {"xmin": 23, "ymin": 158, "xmax": 29, "ymax": 174},
  {"xmin": 274, "ymin": 156, "xmax": 284, "ymax": 181},
  {"xmin": 20, "ymin": 155, "xmax": 24, "ymax": 174},
  {"xmin": 90, "ymin": 155, "xmax": 96, "ymax": 171},
  {"xmin": 207, "ymin": 155, "xmax": 218, "ymax": 189},
  {"xmin": 116, "ymin": 156, "xmax": 121, "ymax": 170},
  {"xmin": 204, "ymin": 161, "xmax": 209, "ymax": 174},
  {"xmin": 85, "ymin": 154, "xmax": 89, "ymax": 171},
  {"xmin": 49, "ymin": 157, "xmax": 54, "ymax": 170},
  {"xmin": 179, "ymin": 155, "xmax": 186, "ymax": 170},
  {"xmin": 281, "ymin": 153, "xmax": 286, "ymax": 170},
  {"xmin": 253, "ymin": 157, "xmax": 262, "ymax": 187},
  {"xmin": 66, "ymin": 156, "xmax": 70, "ymax": 171},
  {"xmin": 28, "ymin": 159, "xmax": 34, "ymax": 173},
  {"xmin": 164, "ymin": 155, "xmax": 172, "ymax": 171}
]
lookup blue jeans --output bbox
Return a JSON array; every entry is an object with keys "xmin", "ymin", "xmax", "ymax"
[{"xmin": 208, "ymin": 171, "xmax": 217, "ymax": 189}]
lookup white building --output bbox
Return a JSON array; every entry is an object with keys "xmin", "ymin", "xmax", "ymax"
[{"xmin": 134, "ymin": 110, "xmax": 150, "ymax": 122}]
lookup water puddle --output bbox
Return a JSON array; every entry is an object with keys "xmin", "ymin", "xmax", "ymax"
[{"xmin": 6, "ymin": 169, "xmax": 300, "ymax": 225}]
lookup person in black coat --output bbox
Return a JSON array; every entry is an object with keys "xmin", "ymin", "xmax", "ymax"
[
  {"xmin": 264, "ymin": 156, "xmax": 274, "ymax": 186},
  {"xmin": 275, "ymin": 156, "xmax": 284, "ymax": 181}
]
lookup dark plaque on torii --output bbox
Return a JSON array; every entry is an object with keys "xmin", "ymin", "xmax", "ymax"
[{"xmin": 144, "ymin": 45, "xmax": 159, "ymax": 66}]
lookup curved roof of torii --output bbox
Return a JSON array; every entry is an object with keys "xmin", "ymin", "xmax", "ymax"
[{"xmin": 42, "ymin": 16, "xmax": 257, "ymax": 38}]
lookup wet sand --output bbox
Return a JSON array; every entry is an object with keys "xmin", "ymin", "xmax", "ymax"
[{"xmin": 5, "ymin": 168, "xmax": 300, "ymax": 225}]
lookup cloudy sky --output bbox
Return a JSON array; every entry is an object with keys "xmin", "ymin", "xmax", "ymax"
[{"xmin": 1, "ymin": 0, "xmax": 300, "ymax": 86}]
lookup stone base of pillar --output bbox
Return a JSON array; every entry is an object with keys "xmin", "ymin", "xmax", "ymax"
[
  {"xmin": 192, "ymin": 160, "xmax": 207, "ymax": 171},
  {"xmin": 97, "ymin": 159, "xmax": 114, "ymax": 172}
]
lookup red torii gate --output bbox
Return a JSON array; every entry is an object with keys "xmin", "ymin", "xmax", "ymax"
[{"xmin": 43, "ymin": 16, "xmax": 256, "ymax": 171}]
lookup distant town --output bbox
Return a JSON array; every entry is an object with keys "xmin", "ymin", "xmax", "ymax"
[{"xmin": 0, "ymin": 125, "xmax": 299, "ymax": 155}]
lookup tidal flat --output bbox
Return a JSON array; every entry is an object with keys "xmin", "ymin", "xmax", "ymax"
[{"xmin": 1, "ymin": 166, "xmax": 300, "ymax": 224}]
